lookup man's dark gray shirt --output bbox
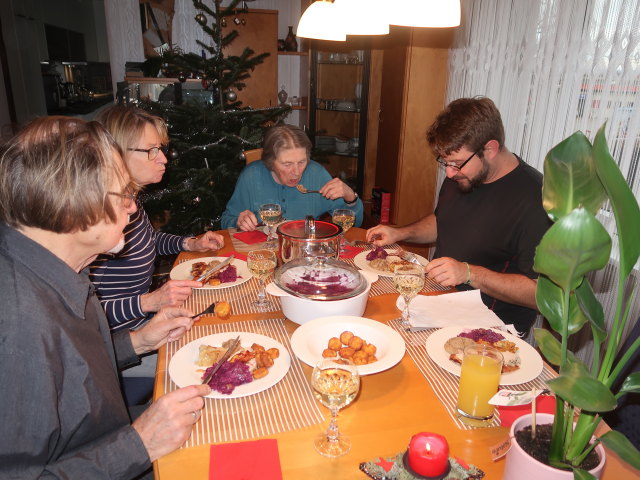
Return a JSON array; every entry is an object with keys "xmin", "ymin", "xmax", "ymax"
[{"xmin": 0, "ymin": 224, "xmax": 150, "ymax": 479}]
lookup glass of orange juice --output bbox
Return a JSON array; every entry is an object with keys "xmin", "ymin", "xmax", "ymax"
[{"xmin": 456, "ymin": 344, "xmax": 503, "ymax": 426}]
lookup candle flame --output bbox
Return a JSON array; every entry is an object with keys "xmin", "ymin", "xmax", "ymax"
[{"xmin": 426, "ymin": 443, "xmax": 431, "ymax": 454}]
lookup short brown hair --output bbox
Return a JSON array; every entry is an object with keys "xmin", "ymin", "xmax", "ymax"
[
  {"xmin": 0, "ymin": 116, "xmax": 128, "ymax": 233},
  {"xmin": 96, "ymin": 105, "xmax": 168, "ymax": 153},
  {"xmin": 261, "ymin": 125, "xmax": 312, "ymax": 170},
  {"xmin": 426, "ymin": 97, "xmax": 505, "ymax": 157}
]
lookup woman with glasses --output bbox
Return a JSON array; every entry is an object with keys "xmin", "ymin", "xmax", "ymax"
[{"xmin": 89, "ymin": 106, "xmax": 224, "ymax": 404}]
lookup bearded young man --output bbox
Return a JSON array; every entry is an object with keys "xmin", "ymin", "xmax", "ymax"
[{"xmin": 367, "ymin": 97, "xmax": 551, "ymax": 335}]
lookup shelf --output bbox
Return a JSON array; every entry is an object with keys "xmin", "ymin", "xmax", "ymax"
[
  {"xmin": 316, "ymin": 108, "xmax": 360, "ymax": 113},
  {"xmin": 317, "ymin": 61, "xmax": 363, "ymax": 66},
  {"xmin": 278, "ymin": 51, "xmax": 308, "ymax": 56}
]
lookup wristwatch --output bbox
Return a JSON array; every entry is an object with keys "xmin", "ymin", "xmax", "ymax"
[{"xmin": 345, "ymin": 192, "xmax": 359, "ymax": 206}]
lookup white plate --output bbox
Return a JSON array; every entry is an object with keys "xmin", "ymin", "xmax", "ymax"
[
  {"xmin": 290, "ymin": 315, "xmax": 405, "ymax": 375},
  {"xmin": 424, "ymin": 326, "xmax": 543, "ymax": 385},
  {"xmin": 353, "ymin": 249, "xmax": 428, "ymax": 278},
  {"xmin": 170, "ymin": 256, "xmax": 251, "ymax": 289},
  {"xmin": 168, "ymin": 332, "xmax": 291, "ymax": 399}
]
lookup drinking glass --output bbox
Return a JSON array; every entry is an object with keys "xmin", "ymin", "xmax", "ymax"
[
  {"xmin": 259, "ymin": 203, "xmax": 282, "ymax": 248},
  {"xmin": 332, "ymin": 208, "xmax": 355, "ymax": 247},
  {"xmin": 311, "ymin": 358, "xmax": 360, "ymax": 457},
  {"xmin": 247, "ymin": 249, "xmax": 277, "ymax": 309},
  {"xmin": 456, "ymin": 344, "xmax": 503, "ymax": 426},
  {"xmin": 393, "ymin": 264, "xmax": 425, "ymax": 328}
]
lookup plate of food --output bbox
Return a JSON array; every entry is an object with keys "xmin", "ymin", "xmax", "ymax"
[
  {"xmin": 290, "ymin": 315, "xmax": 405, "ymax": 375},
  {"xmin": 353, "ymin": 247, "xmax": 428, "ymax": 278},
  {"xmin": 168, "ymin": 332, "xmax": 291, "ymax": 399},
  {"xmin": 170, "ymin": 256, "xmax": 251, "ymax": 289},
  {"xmin": 424, "ymin": 326, "xmax": 543, "ymax": 385}
]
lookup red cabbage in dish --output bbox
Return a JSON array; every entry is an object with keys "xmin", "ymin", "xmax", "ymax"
[{"xmin": 203, "ymin": 360, "xmax": 252, "ymax": 394}]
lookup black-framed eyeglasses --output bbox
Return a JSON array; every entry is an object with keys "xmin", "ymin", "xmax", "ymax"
[
  {"xmin": 107, "ymin": 189, "xmax": 138, "ymax": 209},
  {"xmin": 436, "ymin": 149, "xmax": 481, "ymax": 171},
  {"xmin": 127, "ymin": 146, "xmax": 167, "ymax": 161}
]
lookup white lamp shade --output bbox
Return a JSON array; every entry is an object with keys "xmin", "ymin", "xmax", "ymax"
[
  {"xmin": 389, "ymin": 0, "xmax": 461, "ymax": 28},
  {"xmin": 334, "ymin": 0, "xmax": 389, "ymax": 36},
  {"xmin": 297, "ymin": 1, "xmax": 347, "ymax": 41}
]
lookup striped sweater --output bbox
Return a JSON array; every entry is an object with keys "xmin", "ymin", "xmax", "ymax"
[{"xmin": 89, "ymin": 202, "xmax": 186, "ymax": 331}]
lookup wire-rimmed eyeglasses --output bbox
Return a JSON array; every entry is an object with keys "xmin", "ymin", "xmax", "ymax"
[
  {"xmin": 127, "ymin": 145, "xmax": 168, "ymax": 161},
  {"xmin": 107, "ymin": 189, "xmax": 138, "ymax": 209},
  {"xmin": 435, "ymin": 149, "xmax": 480, "ymax": 171}
]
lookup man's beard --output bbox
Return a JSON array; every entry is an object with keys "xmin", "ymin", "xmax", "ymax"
[
  {"xmin": 106, "ymin": 237, "xmax": 126, "ymax": 255},
  {"xmin": 454, "ymin": 157, "xmax": 489, "ymax": 193}
]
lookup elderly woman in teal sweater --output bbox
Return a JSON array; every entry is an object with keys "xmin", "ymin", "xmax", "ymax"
[{"xmin": 220, "ymin": 125, "xmax": 363, "ymax": 230}]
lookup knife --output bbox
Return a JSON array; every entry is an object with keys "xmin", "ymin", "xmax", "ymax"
[
  {"xmin": 201, "ymin": 335, "xmax": 241, "ymax": 385},
  {"xmin": 196, "ymin": 254, "xmax": 235, "ymax": 282}
]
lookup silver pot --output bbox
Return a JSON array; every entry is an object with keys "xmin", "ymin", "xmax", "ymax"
[{"xmin": 276, "ymin": 217, "xmax": 342, "ymax": 263}]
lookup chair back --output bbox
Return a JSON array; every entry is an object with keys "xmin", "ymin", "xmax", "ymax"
[{"xmin": 242, "ymin": 148, "xmax": 263, "ymax": 164}]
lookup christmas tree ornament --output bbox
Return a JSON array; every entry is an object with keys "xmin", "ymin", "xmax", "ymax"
[
  {"xmin": 167, "ymin": 147, "xmax": 179, "ymax": 160},
  {"xmin": 234, "ymin": 17, "xmax": 241, "ymax": 25},
  {"xmin": 195, "ymin": 13, "xmax": 207, "ymax": 26},
  {"xmin": 241, "ymin": 18, "xmax": 246, "ymax": 25},
  {"xmin": 178, "ymin": 72, "xmax": 187, "ymax": 82},
  {"xmin": 221, "ymin": 18, "xmax": 227, "ymax": 27},
  {"xmin": 225, "ymin": 90, "xmax": 237, "ymax": 102}
]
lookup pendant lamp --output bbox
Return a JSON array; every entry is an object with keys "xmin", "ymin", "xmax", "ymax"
[
  {"xmin": 297, "ymin": 0, "xmax": 347, "ymax": 41},
  {"xmin": 389, "ymin": 0, "xmax": 460, "ymax": 28},
  {"xmin": 333, "ymin": 0, "xmax": 389, "ymax": 36}
]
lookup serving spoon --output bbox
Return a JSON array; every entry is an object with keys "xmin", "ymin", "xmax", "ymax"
[{"xmin": 296, "ymin": 184, "xmax": 320, "ymax": 194}]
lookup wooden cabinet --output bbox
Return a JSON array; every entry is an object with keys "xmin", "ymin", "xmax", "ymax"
[{"xmin": 372, "ymin": 27, "xmax": 454, "ymax": 226}]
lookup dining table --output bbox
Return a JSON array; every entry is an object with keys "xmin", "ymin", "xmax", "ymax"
[{"xmin": 153, "ymin": 227, "xmax": 637, "ymax": 480}]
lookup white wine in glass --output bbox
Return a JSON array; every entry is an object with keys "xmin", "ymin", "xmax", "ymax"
[
  {"xmin": 259, "ymin": 203, "xmax": 282, "ymax": 247},
  {"xmin": 311, "ymin": 358, "xmax": 360, "ymax": 458},
  {"xmin": 393, "ymin": 264, "xmax": 425, "ymax": 327},
  {"xmin": 247, "ymin": 249, "xmax": 277, "ymax": 308},
  {"xmin": 332, "ymin": 208, "xmax": 355, "ymax": 247}
]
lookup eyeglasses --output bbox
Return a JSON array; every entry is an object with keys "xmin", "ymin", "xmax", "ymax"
[
  {"xmin": 436, "ymin": 149, "xmax": 481, "ymax": 171},
  {"xmin": 107, "ymin": 189, "xmax": 138, "ymax": 209},
  {"xmin": 127, "ymin": 146, "xmax": 167, "ymax": 161}
]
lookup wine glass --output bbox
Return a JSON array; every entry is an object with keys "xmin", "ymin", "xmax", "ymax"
[
  {"xmin": 393, "ymin": 264, "xmax": 425, "ymax": 328},
  {"xmin": 311, "ymin": 358, "xmax": 360, "ymax": 458},
  {"xmin": 332, "ymin": 208, "xmax": 355, "ymax": 247},
  {"xmin": 247, "ymin": 249, "xmax": 277, "ymax": 309},
  {"xmin": 259, "ymin": 203, "xmax": 282, "ymax": 248}
]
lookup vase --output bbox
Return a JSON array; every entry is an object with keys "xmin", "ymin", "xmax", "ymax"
[
  {"xmin": 278, "ymin": 85, "xmax": 288, "ymax": 106},
  {"xmin": 503, "ymin": 413, "xmax": 606, "ymax": 480},
  {"xmin": 284, "ymin": 26, "xmax": 298, "ymax": 52}
]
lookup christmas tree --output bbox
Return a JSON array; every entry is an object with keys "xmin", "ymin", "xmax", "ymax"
[{"xmin": 138, "ymin": 0, "xmax": 290, "ymax": 235}]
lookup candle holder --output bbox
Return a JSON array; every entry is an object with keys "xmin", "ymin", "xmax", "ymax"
[{"xmin": 402, "ymin": 452, "xmax": 452, "ymax": 480}]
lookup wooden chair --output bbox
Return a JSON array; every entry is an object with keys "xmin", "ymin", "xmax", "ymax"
[{"xmin": 242, "ymin": 148, "xmax": 263, "ymax": 165}]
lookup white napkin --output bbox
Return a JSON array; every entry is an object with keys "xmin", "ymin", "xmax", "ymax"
[{"xmin": 397, "ymin": 290, "xmax": 519, "ymax": 336}]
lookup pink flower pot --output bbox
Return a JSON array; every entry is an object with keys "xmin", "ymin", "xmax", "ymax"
[{"xmin": 503, "ymin": 413, "xmax": 606, "ymax": 480}]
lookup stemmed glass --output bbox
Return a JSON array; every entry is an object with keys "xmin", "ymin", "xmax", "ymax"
[
  {"xmin": 311, "ymin": 358, "xmax": 360, "ymax": 458},
  {"xmin": 259, "ymin": 203, "xmax": 282, "ymax": 248},
  {"xmin": 247, "ymin": 249, "xmax": 277, "ymax": 309},
  {"xmin": 332, "ymin": 208, "xmax": 356, "ymax": 248},
  {"xmin": 393, "ymin": 264, "xmax": 425, "ymax": 328}
]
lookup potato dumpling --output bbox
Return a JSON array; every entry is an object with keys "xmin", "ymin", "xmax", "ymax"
[
  {"xmin": 348, "ymin": 336, "xmax": 364, "ymax": 350},
  {"xmin": 339, "ymin": 347, "xmax": 355, "ymax": 359},
  {"xmin": 214, "ymin": 301, "xmax": 231, "ymax": 319},
  {"xmin": 367, "ymin": 355, "xmax": 378, "ymax": 364},
  {"xmin": 266, "ymin": 347, "xmax": 279, "ymax": 359},
  {"xmin": 251, "ymin": 343, "xmax": 266, "ymax": 352},
  {"xmin": 252, "ymin": 367, "xmax": 269, "ymax": 379},
  {"xmin": 339, "ymin": 331, "xmax": 354, "ymax": 345},
  {"xmin": 322, "ymin": 348, "xmax": 338, "ymax": 358},
  {"xmin": 362, "ymin": 343, "xmax": 377, "ymax": 356},
  {"xmin": 352, "ymin": 351, "xmax": 368, "ymax": 365},
  {"xmin": 327, "ymin": 337, "xmax": 342, "ymax": 350}
]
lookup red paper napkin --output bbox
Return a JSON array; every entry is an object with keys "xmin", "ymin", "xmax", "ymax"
[
  {"xmin": 498, "ymin": 395, "xmax": 556, "ymax": 428},
  {"xmin": 219, "ymin": 250, "xmax": 248, "ymax": 262},
  {"xmin": 339, "ymin": 245, "xmax": 364, "ymax": 259},
  {"xmin": 209, "ymin": 439, "xmax": 282, "ymax": 480},
  {"xmin": 233, "ymin": 230, "xmax": 268, "ymax": 244}
]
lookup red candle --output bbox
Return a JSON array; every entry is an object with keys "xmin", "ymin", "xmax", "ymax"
[{"xmin": 407, "ymin": 432, "xmax": 450, "ymax": 477}]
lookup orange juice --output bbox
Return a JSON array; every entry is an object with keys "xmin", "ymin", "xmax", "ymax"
[{"xmin": 456, "ymin": 345, "xmax": 503, "ymax": 424}]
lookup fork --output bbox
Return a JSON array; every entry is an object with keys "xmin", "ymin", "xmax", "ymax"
[
  {"xmin": 191, "ymin": 302, "xmax": 216, "ymax": 318},
  {"xmin": 393, "ymin": 248, "xmax": 424, "ymax": 266},
  {"xmin": 296, "ymin": 184, "xmax": 321, "ymax": 194}
]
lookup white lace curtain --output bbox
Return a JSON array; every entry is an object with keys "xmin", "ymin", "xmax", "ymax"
[{"xmin": 447, "ymin": 0, "xmax": 640, "ymax": 361}]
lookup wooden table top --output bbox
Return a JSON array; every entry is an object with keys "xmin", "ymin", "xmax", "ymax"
[{"xmin": 153, "ymin": 228, "xmax": 637, "ymax": 480}]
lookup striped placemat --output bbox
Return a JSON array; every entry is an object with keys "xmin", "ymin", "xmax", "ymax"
[
  {"xmin": 388, "ymin": 319, "xmax": 556, "ymax": 430},
  {"xmin": 163, "ymin": 319, "xmax": 324, "ymax": 447}
]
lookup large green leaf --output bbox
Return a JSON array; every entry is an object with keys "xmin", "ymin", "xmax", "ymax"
[
  {"xmin": 542, "ymin": 131, "xmax": 607, "ymax": 221},
  {"xmin": 573, "ymin": 469, "xmax": 597, "ymax": 480},
  {"xmin": 533, "ymin": 328, "xmax": 579, "ymax": 366},
  {"xmin": 534, "ymin": 208, "xmax": 612, "ymax": 290},
  {"xmin": 574, "ymin": 279, "xmax": 607, "ymax": 343},
  {"xmin": 592, "ymin": 125, "xmax": 640, "ymax": 278},
  {"xmin": 620, "ymin": 372, "xmax": 640, "ymax": 395},
  {"xmin": 536, "ymin": 276, "xmax": 590, "ymax": 335},
  {"xmin": 599, "ymin": 430, "xmax": 640, "ymax": 469},
  {"xmin": 548, "ymin": 361, "xmax": 616, "ymax": 411}
]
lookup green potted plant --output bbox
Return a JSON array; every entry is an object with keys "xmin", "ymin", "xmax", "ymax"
[{"xmin": 503, "ymin": 125, "xmax": 640, "ymax": 479}]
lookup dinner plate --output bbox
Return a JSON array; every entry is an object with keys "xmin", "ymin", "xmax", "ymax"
[
  {"xmin": 168, "ymin": 332, "xmax": 291, "ymax": 399},
  {"xmin": 170, "ymin": 256, "xmax": 251, "ymax": 289},
  {"xmin": 353, "ymin": 249, "xmax": 428, "ymax": 278},
  {"xmin": 424, "ymin": 326, "xmax": 543, "ymax": 385},
  {"xmin": 290, "ymin": 315, "xmax": 405, "ymax": 375}
]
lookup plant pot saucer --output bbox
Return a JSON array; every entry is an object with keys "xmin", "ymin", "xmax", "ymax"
[{"xmin": 401, "ymin": 451, "xmax": 452, "ymax": 479}]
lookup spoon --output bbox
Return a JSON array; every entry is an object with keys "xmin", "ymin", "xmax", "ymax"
[{"xmin": 296, "ymin": 184, "xmax": 321, "ymax": 194}]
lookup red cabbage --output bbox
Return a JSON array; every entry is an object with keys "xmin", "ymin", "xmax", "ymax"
[{"xmin": 203, "ymin": 361, "xmax": 253, "ymax": 394}]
